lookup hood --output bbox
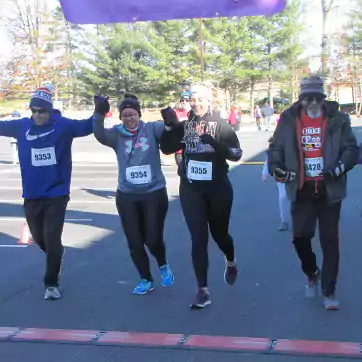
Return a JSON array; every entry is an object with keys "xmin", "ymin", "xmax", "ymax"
[
  {"xmin": 287, "ymin": 100, "xmax": 339, "ymax": 120},
  {"xmin": 29, "ymin": 109, "xmax": 62, "ymax": 131}
]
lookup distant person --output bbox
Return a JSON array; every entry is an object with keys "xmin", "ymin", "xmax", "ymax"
[
  {"xmin": 9, "ymin": 111, "xmax": 21, "ymax": 164},
  {"xmin": 227, "ymin": 106, "xmax": 238, "ymax": 131},
  {"xmin": 261, "ymin": 103, "xmax": 274, "ymax": 131},
  {"xmin": 262, "ymin": 137, "xmax": 289, "ymax": 231},
  {"xmin": 254, "ymin": 105, "xmax": 262, "ymax": 131}
]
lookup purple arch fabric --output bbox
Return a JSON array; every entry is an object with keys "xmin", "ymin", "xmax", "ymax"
[{"xmin": 59, "ymin": 0, "xmax": 287, "ymax": 24}]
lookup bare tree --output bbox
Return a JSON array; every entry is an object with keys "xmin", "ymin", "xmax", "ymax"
[
  {"xmin": 2, "ymin": 0, "xmax": 51, "ymax": 93},
  {"xmin": 321, "ymin": 0, "xmax": 337, "ymax": 76}
]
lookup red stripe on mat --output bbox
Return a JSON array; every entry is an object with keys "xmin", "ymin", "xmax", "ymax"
[
  {"xmin": 185, "ymin": 335, "xmax": 270, "ymax": 351},
  {"xmin": 12, "ymin": 328, "xmax": 99, "ymax": 343},
  {"xmin": 1, "ymin": 327, "xmax": 361, "ymax": 358},
  {"xmin": 275, "ymin": 339, "xmax": 362, "ymax": 356},
  {"xmin": 97, "ymin": 332, "xmax": 183, "ymax": 346}
]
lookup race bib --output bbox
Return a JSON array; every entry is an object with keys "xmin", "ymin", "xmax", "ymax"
[
  {"xmin": 31, "ymin": 147, "xmax": 57, "ymax": 167},
  {"xmin": 304, "ymin": 157, "xmax": 323, "ymax": 178},
  {"xmin": 187, "ymin": 160, "xmax": 212, "ymax": 181},
  {"xmin": 126, "ymin": 165, "xmax": 152, "ymax": 184}
]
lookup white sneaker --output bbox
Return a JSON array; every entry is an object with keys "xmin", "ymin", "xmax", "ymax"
[
  {"xmin": 323, "ymin": 295, "xmax": 340, "ymax": 310},
  {"xmin": 44, "ymin": 287, "xmax": 62, "ymax": 300}
]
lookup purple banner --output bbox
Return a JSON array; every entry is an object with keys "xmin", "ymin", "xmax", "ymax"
[{"xmin": 59, "ymin": 0, "xmax": 287, "ymax": 25}]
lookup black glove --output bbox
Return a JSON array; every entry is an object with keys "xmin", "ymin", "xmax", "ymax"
[
  {"xmin": 324, "ymin": 161, "xmax": 345, "ymax": 180},
  {"xmin": 273, "ymin": 167, "xmax": 296, "ymax": 183},
  {"xmin": 94, "ymin": 95, "xmax": 110, "ymax": 115},
  {"xmin": 161, "ymin": 107, "xmax": 178, "ymax": 127},
  {"xmin": 200, "ymin": 133, "xmax": 217, "ymax": 147}
]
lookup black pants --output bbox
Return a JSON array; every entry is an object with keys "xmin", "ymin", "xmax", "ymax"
[
  {"xmin": 23, "ymin": 195, "xmax": 69, "ymax": 287},
  {"xmin": 179, "ymin": 177, "xmax": 235, "ymax": 288},
  {"xmin": 116, "ymin": 187, "xmax": 168, "ymax": 282},
  {"xmin": 292, "ymin": 182, "xmax": 341, "ymax": 296}
]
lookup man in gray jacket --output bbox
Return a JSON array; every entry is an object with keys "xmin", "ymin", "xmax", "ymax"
[{"xmin": 268, "ymin": 76, "xmax": 358, "ymax": 310}]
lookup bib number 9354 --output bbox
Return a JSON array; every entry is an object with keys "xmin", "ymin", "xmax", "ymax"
[{"xmin": 126, "ymin": 165, "xmax": 152, "ymax": 184}]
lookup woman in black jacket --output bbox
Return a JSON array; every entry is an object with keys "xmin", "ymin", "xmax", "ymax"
[{"xmin": 160, "ymin": 84, "xmax": 242, "ymax": 309}]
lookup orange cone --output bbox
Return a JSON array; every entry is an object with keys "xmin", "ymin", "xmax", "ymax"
[{"xmin": 18, "ymin": 223, "xmax": 31, "ymax": 245}]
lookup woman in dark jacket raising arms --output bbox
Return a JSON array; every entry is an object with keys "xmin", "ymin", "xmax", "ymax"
[{"xmin": 160, "ymin": 84, "xmax": 242, "ymax": 309}]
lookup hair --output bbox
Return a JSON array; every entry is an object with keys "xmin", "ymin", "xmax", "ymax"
[{"xmin": 189, "ymin": 84, "xmax": 213, "ymax": 104}]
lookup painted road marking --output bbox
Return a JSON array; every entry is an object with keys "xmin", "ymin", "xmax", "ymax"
[
  {"xmin": 0, "ymin": 199, "xmax": 115, "ymax": 204},
  {"xmin": 0, "ymin": 218, "xmax": 93, "ymax": 222},
  {"xmin": 0, "ymin": 327, "xmax": 361, "ymax": 358},
  {"xmin": 0, "ymin": 245, "xmax": 28, "ymax": 248}
]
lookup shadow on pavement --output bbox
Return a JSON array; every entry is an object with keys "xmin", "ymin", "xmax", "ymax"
[{"xmin": 82, "ymin": 188, "xmax": 116, "ymax": 199}]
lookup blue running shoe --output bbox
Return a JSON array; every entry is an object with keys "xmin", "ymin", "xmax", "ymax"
[
  {"xmin": 133, "ymin": 280, "xmax": 155, "ymax": 295},
  {"xmin": 160, "ymin": 264, "xmax": 174, "ymax": 287}
]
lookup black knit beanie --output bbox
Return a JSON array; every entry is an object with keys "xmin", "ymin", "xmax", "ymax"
[{"xmin": 118, "ymin": 94, "xmax": 142, "ymax": 117}]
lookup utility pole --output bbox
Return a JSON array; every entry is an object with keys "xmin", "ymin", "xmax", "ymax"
[{"xmin": 199, "ymin": 18, "xmax": 204, "ymax": 82}]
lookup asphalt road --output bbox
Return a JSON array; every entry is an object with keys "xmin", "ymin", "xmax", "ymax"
[{"xmin": 0, "ymin": 121, "xmax": 362, "ymax": 361}]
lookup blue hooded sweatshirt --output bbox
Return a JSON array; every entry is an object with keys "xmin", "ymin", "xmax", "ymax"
[{"xmin": 0, "ymin": 110, "xmax": 93, "ymax": 199}]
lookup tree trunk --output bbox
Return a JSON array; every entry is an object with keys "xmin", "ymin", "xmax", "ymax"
[
  {"xmin": 249, "ymin": 78, "xmax": 255, "ymax": 117},
  {"xmin": 268, "ymin": 74, "xmax": 273, "ymax": 108},
  {"xmin": 321, "ymin": 10, "xmax": 328, "ymax": 76},
  {"xmin": 320, "ymin": 0, "xmax": 335, "ymax": 77}
]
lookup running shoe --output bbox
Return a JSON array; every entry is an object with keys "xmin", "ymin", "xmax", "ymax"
[
  {"xmin": 323, "ymin": 295, "xmax": 340, "ymax": 310},
  {"xmin": 224, "ymin": 259, "xmax": 238, "ymax": 285},
  {"xmin": 133, "ymin": 280, "xmax": 155, "ymax": 295},
  {"xmin": 305, "ymin": 269, "xmax": 320, "ymax": 298},
  {"xmin": 160, "ymin": 264, "xmax": 174, "ymax": 287},
  {"xmin": 278, "ymin": 221, "xmax": 289, "ymax": 231},
  {"xmin": 190, "ymin": 289, "xmax": 211, "ymax": 309},
  {"xmin": 44, "ymin": 287, "xmax": 62, "ymax": 300}
]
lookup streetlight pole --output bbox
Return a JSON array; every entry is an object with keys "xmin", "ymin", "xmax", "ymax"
[{"xmin": 199, "ymin": 18, "xmax": 204, "ymax": 82}]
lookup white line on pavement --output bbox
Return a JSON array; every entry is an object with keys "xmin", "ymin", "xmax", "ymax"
[
  {"xmin": 0, "ymin": 245, "xmax": 28, "ymax": 248},
  {"xmin": 0, "ymin": 218, "xmax": 93, "ymax": 222},
  {"xmin": 0, "ymin": 199, "xmax": 115, "ymax": 204}
]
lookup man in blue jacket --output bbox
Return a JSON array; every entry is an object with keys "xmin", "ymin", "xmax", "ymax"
[{"xmin": 0, "ymin": 84, "xmax": 94, "ymax": 300}]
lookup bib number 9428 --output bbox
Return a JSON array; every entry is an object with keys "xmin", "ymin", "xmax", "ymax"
[{"xmin": 304, "ymin": 157, "xmax": 323, "ymax": 178}]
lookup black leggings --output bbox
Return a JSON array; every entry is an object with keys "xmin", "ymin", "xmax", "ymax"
[
  {"xmin": 116, "ymin": 187, "xmax": 168, "ymax": 282},
  {"xmin": 179, "ymin": 178, "xmax": 235, "ymax": 288}
]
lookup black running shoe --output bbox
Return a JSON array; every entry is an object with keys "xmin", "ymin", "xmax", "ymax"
[{"xmin": 190, "ymin": 289, "xmax": 211, "ymax": 309}]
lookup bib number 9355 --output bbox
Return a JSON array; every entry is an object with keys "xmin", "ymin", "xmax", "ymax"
[{"xmin": 187, "ymin": 160, "xmax": 212, "ymax": 181}]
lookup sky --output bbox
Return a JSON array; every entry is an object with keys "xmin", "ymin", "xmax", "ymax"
[{"xmin": 0, "ymin": 0, "xmax": 349, "ymax": 70}]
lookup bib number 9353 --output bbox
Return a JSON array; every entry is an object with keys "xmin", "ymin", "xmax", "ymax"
[{"xmin": 31, "ymin": 147, "xmax": 56, "ymax": 167}]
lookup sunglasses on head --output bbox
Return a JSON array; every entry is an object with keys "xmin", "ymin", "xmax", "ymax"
[
  {"xmin": 301, "ymin": 94, "xmax": 325, "ymax": 103},
  {"xmin": 31, "ymin": 108, "xmax": 48, "ymax": 114}
]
